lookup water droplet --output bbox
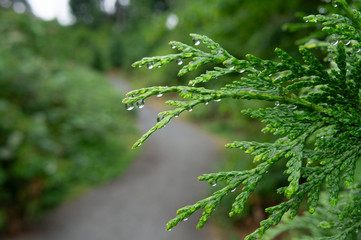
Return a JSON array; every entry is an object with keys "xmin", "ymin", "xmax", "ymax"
[
  {"xmin": 167, "ymin": 229, "xmax": 172, "ymax": 232},
  {"xmin": 193, "ymin": 37, "xmax": 200, "ymax": 46},
  {"xmin": 332, "ymin": 40, "xmax": 339, "ymax": 45},
  {"xmin": 240, "ymin": 70, "xmax": 245, "ymax": 73},
  {"xmin": 231, "ymin": 188, "xmax": 236, "ymax": 192},
  {"xmin": 321, "ymin": 136, "xmax": 325, "ymax": 139},
  {"xmin": 305, "ymin": 20, "xmax": 309, "ymax": 23},
  {"xmin": 175, "ymin": 115, "xmax": 179, "ymax": 118},
  {"xmin": 205, "ymin": 102, "xmax": 209, "ymax": 105},
  {"xmin": 157, "ymin": 93, "xmax": 163, "ymax": 97},
  {"xmin": 318, "ymin": 7, "xmax": 327, "ymax": 14},
  {"xmin": 191, "ymin": 84, "xmax": 195, "ymax": 87},
  {"xmin": 289, "ymin": 105, "xmax": 297, "ymax": 110},
  {"xmin": 229, "ymin": 66, "xmax": 235, "ymax": 70},
  {"xmin": 346, "ymin": 40, "xmax": 352, "ymax": 45},
  {"xmin": 177, "ymin": 59, "xmax": 183, "ymax": 65},
  {"xmin": 136, "ymin": 100, "xmax": 145, "ymax": 108},
  {"xmin": 172, "ymin": 45, "xmax": 176, "ymax": 49},
  {"xmin": 188, "ymin": 108, "xmax": 193, "ymax": 112},
  {"xmin": 275, "ymin": 101, "xmax": 280, "ymax": 106},
  {"xmin": 212, "ymin": 183, "xmax": 217, "ymax": 187},
  {"xmin": 126, "ymin": 104, "xmax": 134, "ymax": 111},
  {"xmin": 215, "ymin": 99, "xmax": 222, "ymax": 102},
  {"xmin": 357, "ymin": 49, "xmax": 361, "ymax": 53},
  {"xmin": 183, "ymin": 218, "xmax": 188, "ymax": 222},
  {"xmin": 138, "ymin": 65, "xmax": 142, "ymax": 68},
  {"xmin": 157, "ymin": 115, "xmax": 165, "ymax": 122},
  {"xmin": 333, "ymin": 3, "xmax": 338, "ymax": 7},
  {"xmin": 147, "ymin": 62, "xmax": 154, "ymax": 69}
]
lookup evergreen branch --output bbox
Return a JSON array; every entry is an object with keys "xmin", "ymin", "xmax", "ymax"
[
  {"xmin": 335, "ymin": 0, "xmax": 361, "ymax": 29},
  {"xmin": 124, "ymin": 1, "xmax": 361, "ymax": 238}
]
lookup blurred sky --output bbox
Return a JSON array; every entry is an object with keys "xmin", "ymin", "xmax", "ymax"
[{"xmin": 27, "ymin": 0, "xmax": 120, "ymax": 25}]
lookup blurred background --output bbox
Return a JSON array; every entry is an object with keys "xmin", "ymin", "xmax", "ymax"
[{"xmin": 0, "ymin": 0, "xmax": 323, "ymax": 239}]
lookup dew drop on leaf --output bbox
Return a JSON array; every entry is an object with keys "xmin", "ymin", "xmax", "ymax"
[
  {"xmin": 177, "ymin": 59, "xmax": 183, "ymax": 65},
  {"xmin": 157, "ymin": 93, "xmax": 163, "ymax": 97},
  {"xmin": 183, "ymin": 218, "xmax": 188, "ymax": 222},
  {"xmin": 231, "ymin": 188, "xmax": 236, "ymax": 192},
  {"xmin": 215, "ymin": 99, "xmax": 222, "ymax": 102},
  {"xmin": 193, "ymin": 37, "xmax": 200, "ymax": 46},
  {"xmin": 275, "ymin": 101, "xmax": 280, "ymax": 106},
  {"xmin": 332, "ymin": 40, "xmax": 339, "ymax": 45},
  {"xmin": 147, "ymin": 62, "xmax": 154, "ymax": 69},
  {"xmin": 157, "ymin": 115, "xmax": 165, "ymax": 122},
  {"xmin": 126, "ymin": 104, "xmax": 134, "ymax": 111},
  {"xmin": 318, "ymin": 7, "xmax": 327, "ymax": 14},
  {"xmin": 136, "ymin": 100, "xmax": 145, "ymax": 109}
]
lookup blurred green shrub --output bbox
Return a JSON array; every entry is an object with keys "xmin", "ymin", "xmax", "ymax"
[
  {"xmin": 109, "ymin": 34, "xmax": 124, "ymax": 68},
  {"xmin": 0, "ymin": 8, "xmax": 138, "ymax": 234}
]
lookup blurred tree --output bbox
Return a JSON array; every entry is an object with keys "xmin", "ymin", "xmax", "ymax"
[
  {"xmin": 0, "ymin": 9, "xmax": 138, "ymax": 234},
  {"xmin": 91, "ymin": 44, "xmax": 106, "ymax": 71},
  {"xmin": 109, "ymin": 34, "xmax": 124, "ymax": 68},
  {"xmin": 69, "ymin": 0, "xmax": 107, "ymax": 27},
  {"xmin": 0, "ymin": 0, "xmax": 31, "ymax": 13}
]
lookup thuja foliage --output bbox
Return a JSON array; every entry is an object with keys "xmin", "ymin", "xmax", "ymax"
[
  {"xmin": 123, "ymin": 0, "xmax": 361, "ymax": 239},
  {"xmin": 264, "ymin": 185, "xmax": 361, "ymax": 239}
]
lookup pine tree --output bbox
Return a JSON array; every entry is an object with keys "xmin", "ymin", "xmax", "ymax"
[{"xmin": 123, "ymin": 0, "xmax": 361, "ymax": 239}]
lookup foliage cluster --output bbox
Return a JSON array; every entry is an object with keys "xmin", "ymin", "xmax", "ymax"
[
  {"xmin": 124, "ymin": 0, "xmax": 361, "ymax": 239},
  {"xmin": 0, "ymin": 7, "xmax": 127, "ymax": 72},
  {"xmin": 0, "ymin": 9, "xmax": 138, "ymax": 233}
]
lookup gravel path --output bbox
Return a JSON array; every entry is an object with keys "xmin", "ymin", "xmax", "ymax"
[{"xmin": 7, "ymin": 78, "xmax": 223, "ymax": 240}]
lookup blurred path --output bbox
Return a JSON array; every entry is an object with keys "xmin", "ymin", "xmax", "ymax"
[{"xmin": 7, "ymin": 77, "xmax": 224, "ymax": 240}]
